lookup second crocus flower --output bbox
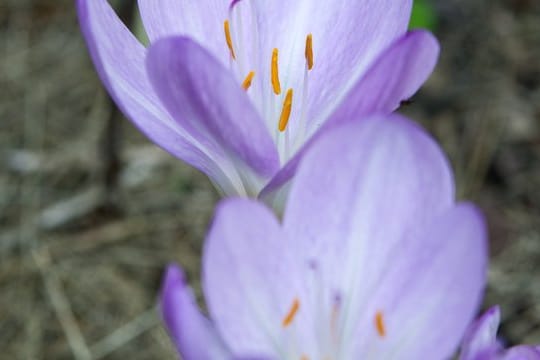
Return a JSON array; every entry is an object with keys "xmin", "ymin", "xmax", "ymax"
[{"xmin": 161, "ymin": 114, "xmax": 488, "ymax": 359}]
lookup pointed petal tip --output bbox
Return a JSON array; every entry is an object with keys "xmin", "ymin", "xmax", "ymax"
[
  {"xmin": 405, "ymin": 29, "xmax": 441, "ymax": 64},
  {"xmin": 161, "ymin": 264, "xmax": 186, "ymax": 292},
  {"xmin": 323, "ymin": 30, "xmax": 442, "ymax": 127},
  {"xmin": 159, "ymin": 263, "xmax": 231, "ymax": 359},
  {"xmin": 486, "ymin": 305, "xmax": 501, "ymax": 318},
  {"xmin": 160, "ymin": 264, "xmax": 187, "ymax": 318}
]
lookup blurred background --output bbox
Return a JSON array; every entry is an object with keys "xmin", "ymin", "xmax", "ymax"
[{"xmin": 0, "ymin": 0, "xmax": 539, "ymax": 358}]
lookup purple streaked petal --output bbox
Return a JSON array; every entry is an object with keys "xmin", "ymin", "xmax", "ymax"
[
  {"xmin": 146, "ymin": 37, "xmax": 280, "ymax": 178},
  {"xmin": 282, "ymin": 115, "xmax": 462, "ymax": 356},
  {"xmin": 137, "ymin": 0, "xmax": 229, "ymax": 63},
  {"xmin": 348, "ymin": 203, "xmax": 487, "ymax": 358},
  {"xmin": 160, "ymin": 265, "xmax": 230, "ymax": 360},
  {"xmin": 284, "ymin": 114, "xmax": 455, "ymax": 261},
  {"xmin": 278, "ymin": 115, "xmax": 484, "ymax": 358},
  {"xmin": 460, "ymin": 307, "xmax": 502, "ymax": 360},
  {"xmin": 283, "ymin": 114, "xmax": 455, "ymax": 338},
  {"xmin": 203, "ymin": 198, "xmax": 313, "ymax": 356},
  {"xmin": 324, "ymin": 30, "xmax": 440, "ymax": 128},
  {"xmin": 77, "ymin": 0, "xmax": 242, "ymax": 195},
  {"xmin": 251, "ymin": 0, "xmax": 412, "ymax": 131}
]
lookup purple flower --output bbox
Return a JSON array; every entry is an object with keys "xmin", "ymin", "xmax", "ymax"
[
  {"xmin": 160, "ymin": 114, "xmax": 488, "ymax": 359},
  {"xmin": 460, "ymin": 306, "xmax": 540, "ymax": 360},
  {"xmin": 77, "ymin": 0, "xmax": 439, "ymax": 199}
]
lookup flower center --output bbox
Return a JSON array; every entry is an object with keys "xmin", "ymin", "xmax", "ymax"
[
  {"xmin": 277, "ymin": 274, "xmax": 387, "ymax": 359},
  {"xmin": 279, "ymin": 295, "xmax": 346, "ymax": 359},
  {"xmin": 223, "ymin": 3, "xmax": 315, "ymax": 164}
]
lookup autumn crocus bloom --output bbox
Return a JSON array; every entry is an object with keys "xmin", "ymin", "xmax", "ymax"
[
  {"xmin": 460, "ymin": 307, "xmax": 540, "ymax": 360},
  {"xmin": 78, "ymin": 0, "xmax": 439, "ymax": 200},
  {"xmin": 160, "ymin": 115, "xmax": 488, "ymax": 359}
]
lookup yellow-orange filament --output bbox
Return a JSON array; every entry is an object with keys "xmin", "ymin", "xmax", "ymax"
[
  {"xmin": 224, "ymin": 20, "xmax": 236, "ymax": 60},
  {"xmin": 271, "ymin": 48, "xmax": 282, "ymax": 95},
  {"xmin": 242, "ymin": 71, "xmax": 255, "ymax": 90},
  {"xmin": 300, "ymin": 355, "xmax": 310, "ymax": 360},
  {"xmin": 282, "ymin": 297, "xmax": 300, "ymax": 327},
  {"xmin": 278, "ymin": 89, "xmax": 294, "ymax": 132},
  {"xmin": 305, "ymin": 34, "xmax": 314, "ymax": 70},
  {"xmin": 375, "ymin": 311, "xmax": 386, "ymax": 338}
]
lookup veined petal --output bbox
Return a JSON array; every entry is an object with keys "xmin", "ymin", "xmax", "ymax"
[
  {"xmin": 347, "ymin": 204, "xmax": 487, "ymax": 358},
  {"xmin": 203, "ymin": 199, "xmax": 312, "ymax": 356},
  {"xmin": 251, "ymin": 0, "xmax": 412, "ymax": 130},
  {"xmin": 261, "ymin": 32, "xmax": 439, "ymax": 201},
  {"xmin": 146, "ymin": 37, "xmax": 280, "ymax": 179},
  {"xmin": 77, "ymin": 0, "xmax": 243, "ymax": 195},
  {"xmin": 160, "ymin": 265, "xmax": 230, "ymax": 360},
  {"xmin": 137, "ymin": 0, "xmax": 229, "ymax": 64},
  {"xmin": 324, "ymin": 30, "xmax": 440, "ymax": 129},
  {"xmin": 282, "ymin": 115, "xmax": 456, "ymax": 351},
  {"xmin": 284, "ymin": 114, "xmax": 454, "ymax": 256}
]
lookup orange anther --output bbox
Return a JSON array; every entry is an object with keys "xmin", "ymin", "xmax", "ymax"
[
  {"xmin": 271, "ymin": 48, "xmax": 282, "ymax": 95},
  {"xmin": 305, "ymin": 34, "xmax": 314, "ymax": 70},
  {"xmin": 242, "ymin": 71, "xmax": 255, "ymax": 90},
  {"xmin": 278, "ymin": 89, "xmax": 294, "ymax": 132},
  {"xmin": 224, "ymin": 20, "xmax": 236, "ymax": 60},
  {"xmin": 375, "ymin": 311, "xmax": 386, "ymax": 338},
  {"xmin": 282, "ymin": 297, "xmax": 300, "ymax": 327}
]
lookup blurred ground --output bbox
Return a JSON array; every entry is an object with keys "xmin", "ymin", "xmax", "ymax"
[{"xmin": 0, "ymin": 0, "xmax": 539, "ymax": 358}]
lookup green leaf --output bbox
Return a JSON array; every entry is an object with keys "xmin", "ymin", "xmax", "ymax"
[{"xmin": 410, "ymin": 0, "xmax": 437, "ymax": 30}]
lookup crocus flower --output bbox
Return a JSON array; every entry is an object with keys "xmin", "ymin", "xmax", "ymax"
[
  {"xmin": 460, "ymin": 306, "xmax": 540, "ymax": 360},
  {"xmin": 77, "ymin": 0, "xmax": 440, "ymax": 200},
  {"xmin": 160, "ymin": 114, "xmax": 488, "ymax": 359}
]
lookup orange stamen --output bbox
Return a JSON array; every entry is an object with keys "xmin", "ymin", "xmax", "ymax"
[
  {"xmin": 300, "ymin": 355, "xmax": 310, "ymax": 360},
  {"xmin": 375, "ymin": 311, "xmax": 386, "ymax": 338},
  {"xmin": 278, "ymin": 89, "xmax": 294, "ymax": 132},
  {"xmin": 242, "ymin": 71, "xmax": 255, "ymax": 90},
  {"xmin": 305, "ymin": 34, "xmax": 314, "ymax": 70},
  {"xmin": 282, "ymin": 297, "xmax": 300, "ymax": 327},
  {"xmin": 224, "ymin": 20, "xmax": 236, "ymax": 60},
  {"xmin": 271, "ymin": 48, "xmax": 281, "ymax": 95}
]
